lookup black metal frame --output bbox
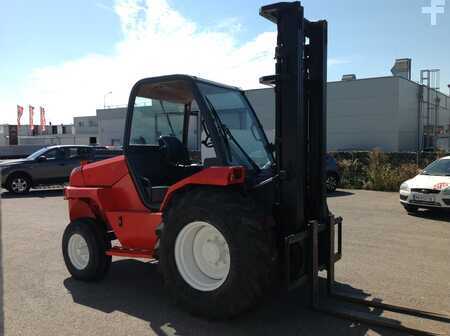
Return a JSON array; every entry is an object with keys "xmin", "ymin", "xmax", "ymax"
[
  {"xmin": 261, "ymin": 2, "xmax": 449, "ymax": 335},
  {"xmin": 260, "ymin": 0, "xmax": 330, "ymax": 289}
]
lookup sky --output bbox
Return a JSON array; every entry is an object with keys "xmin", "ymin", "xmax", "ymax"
[{"xmin": 0, "ymin": 0, "xmax": 449, "ymax": 125}]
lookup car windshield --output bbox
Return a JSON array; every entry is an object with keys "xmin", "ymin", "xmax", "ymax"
[
  {"xmin": 198, "ymin": 83, "xmax": 273, "ymax": 170},
  {"xmin": 421, "ymin": 158, "xmax": 450, "ymax": 176},
  {"xmin": 26, "ymin": 147, "xmax": 51, "ymax": 160}
]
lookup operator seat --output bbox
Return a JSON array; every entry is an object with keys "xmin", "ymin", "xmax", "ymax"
[
  {"xmin": 158, "ymin": 135, "xmax": 202, "ymax": 187},
  {"xmin": 158, "ymin": 136, "xmax": 190, "ymax": 166}
]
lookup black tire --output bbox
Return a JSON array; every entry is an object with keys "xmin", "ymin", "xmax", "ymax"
[
  {"xmin": 6, "ymin": 173, "xmax": 32, "ymax": 194},
  {"xmin": 326, "ymin": 172, "xmax": 339, "ymax": 193},
  {"xmin": 159, "ymin": 188, "xmax": 275, "ymax": 319},
  {"xmin": 62, "ymin": 218, "xmax": 111, "ymax": 281},
  {"xmin": 403, "ymin": 204, "xmax": 419, "ymax": 213}
]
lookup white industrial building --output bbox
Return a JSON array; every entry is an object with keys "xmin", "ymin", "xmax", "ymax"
[
  {"xmin": 92, "ymin": 75, "xmax": 450, "ymax": 152},
  {"xmin": 73, "ymin": 116, "xmax": 99, "ymax": 145},
  {"xmin": 246, "ymin": 76, "xmax": 450, "ymax": 152},
  {"xmin": 97, "ymin": 108, "xmax": 127, "ymax": 146}
]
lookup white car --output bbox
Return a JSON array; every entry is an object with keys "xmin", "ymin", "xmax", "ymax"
[{"xmin": 400, "ymin": 156, "xmax": 450, "ymax": 212}]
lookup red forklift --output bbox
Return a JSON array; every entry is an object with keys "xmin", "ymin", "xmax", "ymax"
[{"xmin": 62, "ymin": 2, "xmax": 448, "ymax": 334}]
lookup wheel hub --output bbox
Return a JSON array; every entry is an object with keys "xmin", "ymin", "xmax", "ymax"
[
  {"xmin": 67, "ymin": 233, "xmax": 90, "ymax": 270},
  {"xmin": 11, "ymin": 178, "xmax": 28, "ymax": 192},
  {"xmin": 175, "ymin": 221, "xmax": 230, "ymax": 291}
]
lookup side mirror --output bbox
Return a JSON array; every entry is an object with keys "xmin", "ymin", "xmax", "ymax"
[{"xmin": 37, "ymin": 155, "xmax": 47, "ymax": 162}]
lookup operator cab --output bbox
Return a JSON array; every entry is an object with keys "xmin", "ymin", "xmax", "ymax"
[{"xmin": 124, "ymin": 75, "xmax": 273, "ymax": 210}]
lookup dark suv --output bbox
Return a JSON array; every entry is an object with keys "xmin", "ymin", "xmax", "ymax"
[{"xmin": 0, "ymin": 145, "xmax": 120, "ymax": 194}]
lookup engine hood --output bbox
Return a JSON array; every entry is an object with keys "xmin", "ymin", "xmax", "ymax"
[
  {"xmin": 0, "ymin": 159, "xmax": 27, "ymax": 166},
  {"xmin": 73, "ymin": 155, "xmax": 128, "ymax": 187},
  {"xmin": 406, "ymin": 174, "xmax": 450, "ymax": 190}
]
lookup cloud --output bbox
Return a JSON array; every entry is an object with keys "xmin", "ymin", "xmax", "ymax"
[
  {"xmin": 1, "ymin": 0, "xmax": 348, "ymax": 124},
  {"xmin": 328, "ymin": 58, "xmax": 350, "ymax": 66}
]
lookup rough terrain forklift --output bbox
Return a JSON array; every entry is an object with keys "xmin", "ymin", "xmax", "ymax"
[{"xmin": 62, "ymin": 2, "xmax": 448, "ymax": 334}]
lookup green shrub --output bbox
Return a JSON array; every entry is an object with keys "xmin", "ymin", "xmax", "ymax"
[
  {"xmin": 331, "ymin": 150, "xmax": 432, "ymax": 191},
  {"xmin": 338, "ymin": 158, "xmax": 365, "ymax": 188}
]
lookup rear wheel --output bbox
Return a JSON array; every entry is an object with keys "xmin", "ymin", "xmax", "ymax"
[
  {"xmin": 159, "ymin": 188, "xmax": 275, "ymax": 319},
  {"xmin": 6, "ymin": 174, "xmax": 31, "ymax": 194},
  {"xmin": 62, "ymin": 218, "xmax": 111, "ymax": 281}
]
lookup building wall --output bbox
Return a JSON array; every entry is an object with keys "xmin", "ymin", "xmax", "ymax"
[
  {"xmin": 247, "ymin": 77, "xmax": 405, "ymax": 152},
  {"xmin": 327, "ymin": 77, "xmax": 400, "ymax": 151},
  {"xmin": 0, "ymin": 125, "xmax": 8, "ymax": 146},
  {"xmin": 245, "ymin": 88, "xmax": 276, "ymax": 143},
  {"xmin": 18, "ymin": 135, "xmax": 93, "ymax": 146},
  {"xmin": 397, "ymin": 79, "xmax": 420, "ymax": 151},
  {"xmin": 97, "ymin": 107, "xmax": 126, "ymax": 146},
  {"xmin": 74, "ymin": 116, "xmax": 98, "ymax": 136}
]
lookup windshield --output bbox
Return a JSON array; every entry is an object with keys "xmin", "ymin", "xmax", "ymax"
[
  {"xmin": 198, "ymin": 83, "xmax": 273, "ymax": 169},
  {"xmin": 422, "ymin": 158, "xmax": 450, "ymax": 176},
  {"xmin": 27, "ymin": 147, "xmax": 50, "ymax": 160}
]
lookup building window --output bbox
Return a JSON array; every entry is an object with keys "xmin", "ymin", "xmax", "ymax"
[
  {"xmin": 78, "ymin": 121, "xmax": 84, "ymax": 127},
  {"xmin": 52, "ymin": 126, "xmax": 58, "ymax": 134}
]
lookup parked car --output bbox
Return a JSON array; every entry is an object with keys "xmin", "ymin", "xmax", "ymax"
[
  {"xmin": 0, "ymin": 145, "xmax": 122, "ymax": 194},
  {"xmin": 399, "ymin": 156, "xmax": 450, "ymax": 213},
  {"xmin": 325, "ymin": 154, "xmax": 340, "ymax": 192}
]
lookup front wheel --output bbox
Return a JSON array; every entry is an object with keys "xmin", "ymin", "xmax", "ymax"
[
  {"xmin": 62, "ymin": 218, "xmax": 111, "ymax": 281},
  {"xmin": 159, "ymin": 188, "xmax": 275, "ymax": 319}
]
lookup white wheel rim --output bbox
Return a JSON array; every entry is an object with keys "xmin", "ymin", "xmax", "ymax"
[
  {"xmin": 11, "ymin": 178, "xmax": 28, "ymax": 192},
  {"xmin": 68, "ymin": 233, "xmax": 90, "ymax": 270},
  {"xmin": 175, "ymin": 221, "xmax": 230, "ymax": 291}
]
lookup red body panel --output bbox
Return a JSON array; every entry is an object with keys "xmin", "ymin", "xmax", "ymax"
[
  {"xmin": 65, "ymin": 157, "xmax": 245, "ymax": 257},
  {"xmin": 160, "ymin": 166, "xmax": 245, "ymax": 210},
  {"xmin": 82, "ymin": 155, "xmax": 129, "ymax": 187},
  {"xmin": 105, "ymin": 211, "xmax": 160, "ymax": 250}
]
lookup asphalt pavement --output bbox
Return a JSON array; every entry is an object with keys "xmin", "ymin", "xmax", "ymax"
[{"xmin": 0, "ymin": 189, "xmax": 449, "ymax": 335}]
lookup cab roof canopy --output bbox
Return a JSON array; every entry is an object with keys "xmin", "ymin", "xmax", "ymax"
[{"xmin": 134, "ymin": 74, "xmax": 240, "ymax": 105}]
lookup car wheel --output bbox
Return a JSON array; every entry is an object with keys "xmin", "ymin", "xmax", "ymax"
[
  {"xmin": 6, "ymin": 174, "xmax": 32, "ymax": 194},
  {"xmin": 326, "ymin": 173, "xmax": 338, "ymax": 193},
  {"xmin": 403, "ymin": 204, "xmax": 418, "ymax": 213}
]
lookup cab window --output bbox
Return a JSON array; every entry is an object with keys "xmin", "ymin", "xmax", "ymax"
[{"xmin": 130, "ymin": 96, "xmax": 184, "ymax": 145}]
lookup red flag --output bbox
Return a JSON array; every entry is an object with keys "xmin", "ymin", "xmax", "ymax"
[
  {"xmin": 17, "ymin": 105, "xmax": 24, "ymax": 126},
  {"xmin": 29, "ymin": 105, "xmax": 35, "ymax": 130},
  {"xmin": 40, "ymin": 107, "xmax": 46, "ymax": 131}
]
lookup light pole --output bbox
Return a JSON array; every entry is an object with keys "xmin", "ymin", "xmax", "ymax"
[{"xmin": 103, "ymin": 91, "xmax": 112, "ymax": 109}]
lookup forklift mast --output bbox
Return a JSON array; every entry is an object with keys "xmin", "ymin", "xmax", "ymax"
[
  {"xmin": 259, "ymin": 2, "xmax": 335, "ymax": 288},
  {"xmin": 260, "ymin": 4, "xmax": 449, "ymax": 335},
  {"xmin": 260, "ymin": 2, "xmax": 328, "ymax": 236}
]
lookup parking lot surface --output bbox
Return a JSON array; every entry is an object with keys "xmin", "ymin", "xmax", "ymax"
[{"xmin": 0, "ymin": 189, "xmax": 449, "ymax": 335}]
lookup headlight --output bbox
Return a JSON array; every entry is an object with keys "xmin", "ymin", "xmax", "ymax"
[
  {"xmin": 442, "ymin": 187, "xmax": 450, "ymax": 195},
  {"xmin": 400, "ymin": 182, "xmax": 410, "ymax": 192}
]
